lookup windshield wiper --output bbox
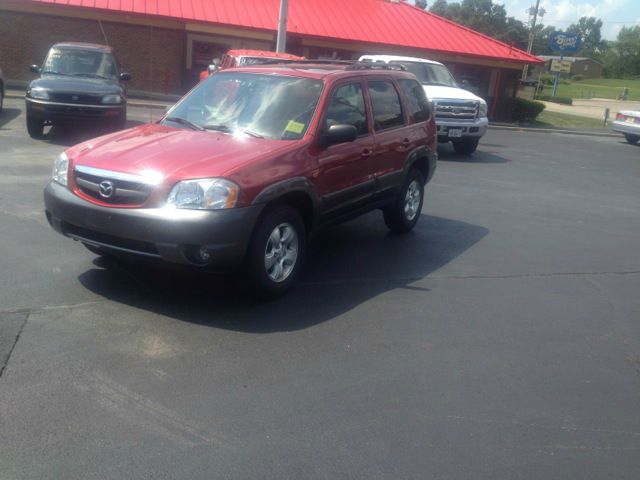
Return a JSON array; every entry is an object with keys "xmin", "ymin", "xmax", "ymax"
[
  {"xmin": 203, "ymin": 124, "xmax": 264, "ymax": 138},
  {"xmin": 165, "ymin": 116, "xmax": 205, "ymax": 131},
  {"xmin": 203, "ymin": 124, "xmax": 232, "ymax": 133}
]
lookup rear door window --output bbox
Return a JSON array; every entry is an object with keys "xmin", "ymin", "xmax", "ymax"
[
  {"xmin": 367, "ymin": 80, "xmax": 405, "ymax": 131},
  {"xmin": 398, "ymin": 79, "xmax": 430, "ymax": 123},
  {"xmin": 324, "ymin": 82, "xmax": 368, "ymax": 136}
]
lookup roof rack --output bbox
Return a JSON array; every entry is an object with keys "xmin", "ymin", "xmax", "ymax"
[
  {"xmin": 345, "ymin": 62, "xmax": 406, "ymax": 71},
  {"xmin": 248, "ymin": 59, "xmax": 355, "ymax": 66}
]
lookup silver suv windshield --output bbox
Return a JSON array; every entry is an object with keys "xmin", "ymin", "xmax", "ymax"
[
  {"xmin": 42, "ymin": 47, "xmax": 119, "ymax": 79},
  {"xmin": 390, "ymin": 61, "xmax": 457, "ymax": 87},
  {"xmin": 165, "ymin": 72, "xmax": 324, "ymax": 140}
]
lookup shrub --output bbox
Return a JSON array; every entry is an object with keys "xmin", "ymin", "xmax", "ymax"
[
  {"xmin": 514, "ymin": 98, "xmax": 546, "ymax": 122},
  {"xmin": 559, "ymin": 78, "xmax": 571, "ymax": 85},
  {"xmin": 539, "ymin": 73, "xmax": 555, "ymax": 85},
  {"xmin": 537, "ymin": 95, "xmax": 573, "ymax": 105},
  {"xmin": 571, "ymin": 74, "xmax": 584, "ymax": 81}
]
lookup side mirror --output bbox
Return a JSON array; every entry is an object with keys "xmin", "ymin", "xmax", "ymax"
[
  {"xmin": 207, "ymin": 64, "xmax": 219, "ymax": 74},
  {"xmin": 322, "ymin": 124, "xmax": 358, "ymax": 147},
  {"xmin": 30, "ymin": 65, "xmax": 41, "ymax": 74},
  {"xmin": 119, "ymin": 72, "xmax": 132, "ymax": 81}
]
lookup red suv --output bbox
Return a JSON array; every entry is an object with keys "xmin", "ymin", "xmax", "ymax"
[{"xmin": 44, "ymin": 62, "xmax": 437, "ymax": 297}]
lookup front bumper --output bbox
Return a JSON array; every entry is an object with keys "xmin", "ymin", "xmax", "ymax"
[
  {"xmin": 44, "ymin": 181, "xmax": 263, "ymax": 268},
  {"xmin": 612, "ymin": 120, "xmax": 640, "ymax": 136},
  {"xmin": 26, "ymin": 97, "xmax": 125, "ymax": 123},
  {"xmin": 436, "ymin": 117, "xmax": 488, "ymax": 141}
]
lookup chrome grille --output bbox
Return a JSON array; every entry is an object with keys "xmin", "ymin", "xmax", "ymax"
[
  {"xmin": 434, "ymin": 101, "xmax": 478, "ymax": 121},
  {"xmin": 74, "ymin": 166, "xmax": 153, "ymax": 205}
]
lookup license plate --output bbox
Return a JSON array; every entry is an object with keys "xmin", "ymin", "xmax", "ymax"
[
  {"xmin": 625, "ymin": 117, "xmax": 636, "ymax": 124},
  {"xmin": 448, "ymin": 128, "xmax": 462, "ymax": 138}
]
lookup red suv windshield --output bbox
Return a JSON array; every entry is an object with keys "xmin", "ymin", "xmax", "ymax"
[{"xmin": 166, "ymin": 72, "xmax": 324, "ymax": 140}]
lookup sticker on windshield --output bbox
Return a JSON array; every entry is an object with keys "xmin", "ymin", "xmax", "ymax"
[{"xmin": 285, "ymin": 120, "xmax": 305, "ymax": 134}]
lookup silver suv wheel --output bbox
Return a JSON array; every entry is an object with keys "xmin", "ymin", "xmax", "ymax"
[{"xmin": 264, "ymin": 222, "xmax": 299, "ymax": 283}]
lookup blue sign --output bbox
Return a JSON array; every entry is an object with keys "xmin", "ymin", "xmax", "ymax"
[{"xmin": 551, "ymin": 32, "xmax": 581, "ymax": 53}]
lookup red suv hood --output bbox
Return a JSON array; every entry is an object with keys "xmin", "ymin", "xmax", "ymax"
[{"xmin": 66, "ymin": 123, "xmax": 293, "ymax": 181}]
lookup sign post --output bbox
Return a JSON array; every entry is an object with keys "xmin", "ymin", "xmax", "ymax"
[{"xmin": 550, "ymin": 32, "xmax": 580, "ymax": 97}]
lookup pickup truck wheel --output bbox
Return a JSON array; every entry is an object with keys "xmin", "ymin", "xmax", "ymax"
[
  {"xmin": 623, "ymin": 133, "xmax": 640, "ymax": 144},
  {"xmin": 452, "ymin": 138, "xmax": 479, "ymax": 155},
  {"xmin": 384, "ymin": 169, "xmax": 424, "ymax": 233},
  {"xmin": 26, "ymin": 114, "xmax": 45, "ymax": 139},
  {"xmin": 246, "ymin": 205, "xmax": 306, "ymax": 299}
]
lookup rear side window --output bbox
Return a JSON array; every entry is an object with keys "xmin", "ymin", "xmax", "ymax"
[
  {"xmin": 398, "ymin": 79, "xmax": 430, "ymax": 123},
  {"xmin": 367, "ymin": 80, "xmax": 405, "ymax": 131},
  {"xmin": 324, "ymin": 83, "xmax": 368, "ymax": 135}
]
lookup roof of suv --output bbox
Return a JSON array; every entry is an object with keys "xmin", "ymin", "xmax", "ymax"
[
  {"xmin": 52, "ymin": 42, "xmax": 113, "ymax": 53},
  {"xmin": 226, "ymin": 62, "xmax": 417, "ymax": 81}
]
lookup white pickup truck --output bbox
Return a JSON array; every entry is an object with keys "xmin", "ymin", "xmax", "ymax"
[{"xmin": 359, "ymin": 55, "xmax": 488, "ymax": 154}]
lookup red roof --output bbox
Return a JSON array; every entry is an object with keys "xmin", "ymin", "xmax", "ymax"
[{"xmin": 30, "ymin": 0, "xmax": 542, "ymax": 65}]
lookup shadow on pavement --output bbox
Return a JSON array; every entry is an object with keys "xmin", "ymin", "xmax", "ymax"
[
  {"xmin": 78, "ymin": 213, "xmax": 488, "ymax": 333},
  {"xmin": 43, "ymin": 120, "xmax": 146, "ymax": 146},
  {"xmin": 0, "ymin": 108, "xmax": 22, "ymax": 129},
  {"xmin": 438, "ymin": 143, "xmax": 510, "ymax": 164}
]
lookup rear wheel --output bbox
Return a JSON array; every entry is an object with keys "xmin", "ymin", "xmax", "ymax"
[
  {"xmin": 246, "ymin": 205, "xmax": 306, "ymax": 299},
  {"xmin": 384, "ymin": 168, "xmax": 424, "ymax": 233},
  {"xmin": 624, "ymin": 133, "xmax": 640, "ymax": 144},
  {"xmin": 26, "ymin": 114, "xmax": 44, "ymax": 138},
  {"xmin": 452, "ymin": 138, "xmax": 479, "ymax": 155}
]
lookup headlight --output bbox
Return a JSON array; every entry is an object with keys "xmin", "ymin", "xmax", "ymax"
[
  {"xmin": 52, "ymin": 152, "xmax": 69, "ymax": 186},
  {"xmin": 167, "ymin": 178, "xmax": 239, "ymax": 210},
  {"xmin": 479, "ymin": 101, "xmax": 488, "ymax": 118},
  {"xmin": 101, "ymin": 94, "xmax": 122, "ymax": 104},
  {"xmin": 30, "ymin": 87, "xmax": 49, "ymax": 100}
]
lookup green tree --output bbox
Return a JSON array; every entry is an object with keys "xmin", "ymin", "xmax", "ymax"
[
  {"xmin": 567, "ymin": 17, "xmax": 604, "ymax": 55},
  {"xmin": 603, "ymin": 25, "xmax": 640, "ymax": 78},
  {"xmin": 428, "ymin": 0, "xmax": 528, "ymax": 48}
]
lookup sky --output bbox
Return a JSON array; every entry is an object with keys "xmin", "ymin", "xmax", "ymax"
[{"xmin": 489, "ymin": 0, "xmax": 640, "ymax": 40}]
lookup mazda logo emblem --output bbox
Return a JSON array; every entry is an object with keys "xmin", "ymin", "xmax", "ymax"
[{"xmin": 98, "ymin": 180, "xmax": 115, "ymax": 198}]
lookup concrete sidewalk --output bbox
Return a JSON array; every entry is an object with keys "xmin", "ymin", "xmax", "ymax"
[{"xmin": 541, "ymin": 98, "xmax": 640, "ymax": 121}]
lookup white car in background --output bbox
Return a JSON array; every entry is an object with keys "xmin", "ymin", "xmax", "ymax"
[
  {"xmin": 612, "ymin": 110, "xmax": 640, "ymax": 144},
  {"xmin": 359, "ymin": 54, "xmax": 488, "ymax": 154}
]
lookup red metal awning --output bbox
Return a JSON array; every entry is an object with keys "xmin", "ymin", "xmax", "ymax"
[{"xmin": 30, "ymin": 0, "xmax": 543, "ymax": 65}]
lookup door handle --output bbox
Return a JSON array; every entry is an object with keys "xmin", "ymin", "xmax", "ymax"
[{"xmin": 361, "ymin": 148, "xmax": 372, "ymax": 158}]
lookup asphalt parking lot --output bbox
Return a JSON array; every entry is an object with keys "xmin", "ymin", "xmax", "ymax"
[{"xmin": 1, "ymin": 96, "xmax": 640, "ymax": 479}]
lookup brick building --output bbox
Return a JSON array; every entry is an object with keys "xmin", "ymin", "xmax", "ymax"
[{"xmin": 0, "ymin": 0, "xmax": 542, "ymax": 120}]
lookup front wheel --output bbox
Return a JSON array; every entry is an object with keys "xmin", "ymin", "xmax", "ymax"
[
  {"xmin": 452, "ymin": 138, "xmax": 479, "ymax": 155},
  {"xmin": 246, "ymin": 205, "xmax": 306, "ymax": 299},
  {"xmin": 26, "ymin": 114, "xmax": 44, "ymax": 139},
  {"xmin": 384, "ymin": 169, "xmax": 425, "ymax": 233},
  {"xmin": 624, "ymin": 133, "xmax": 640, "ymax": 144}
]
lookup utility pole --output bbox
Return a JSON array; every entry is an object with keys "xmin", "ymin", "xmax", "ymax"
[
  {"xmin": 521, "ymin": 0, "xmax": 545, "ymax": 80},
  {"xmin": 276, "ymin": 0, "xmax": 288, "ymax": 53}
]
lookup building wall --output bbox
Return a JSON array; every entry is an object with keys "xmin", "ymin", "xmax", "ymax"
[
  {"xmin": 571, "ymin": 59, "xmax": 602, "ymax": 79},
  {"xmin": 0, "ymin": 10, "xmax": 185, "ymax": 94}
]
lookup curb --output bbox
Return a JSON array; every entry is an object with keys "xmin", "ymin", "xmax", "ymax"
[{"xmin": 489, "ymin": 124, "xmax": 619, "ymax": 138}]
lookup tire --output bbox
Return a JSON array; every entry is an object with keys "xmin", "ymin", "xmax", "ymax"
[
  {"xmin": 0, "ymin": 88, "xmax": 4, "ymax": 113},
  {"xmin": 26, "ymin": 114, "xmax": 44, "ymax": 139},
  {"xmin": 452, "ymin": 138, "xmax": 479, "ymax": 155},
  {"xmin": 245, "ymin": 205, "xmax": 306, "ymax": 299},
  {"xmin": 623, "ymin": 133, "xmax": 640, "ymax": 144},
  {"xmin": 384, "ymin": 168, "xmax": 425, "ymax": 233}
]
